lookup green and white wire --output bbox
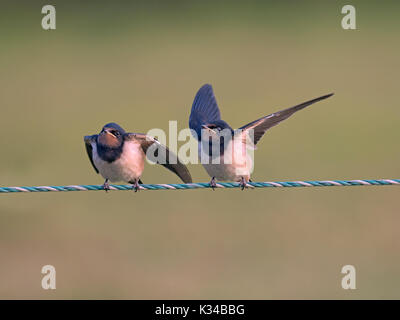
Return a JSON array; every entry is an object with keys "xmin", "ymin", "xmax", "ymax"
[{"xmin": 0, "ymin": 179, "xmax": 399, "ymax": 193}]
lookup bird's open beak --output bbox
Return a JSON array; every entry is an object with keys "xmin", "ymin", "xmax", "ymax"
[
  {"xmin": 201, "ymin": 125, "xmax": 217, "ymax": 134},
  {"xmin": 103, "ymin": 129, "xmax": 116, "ymax": 138}
]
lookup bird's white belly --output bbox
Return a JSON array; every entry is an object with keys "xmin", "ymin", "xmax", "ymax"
[
  {"xmin": 199, "ymin": 139, "xmax": 253, "ymax": 182},
  {"xmin": 92, "ymin": 141, "xmax": 145, "ymax": 183}
]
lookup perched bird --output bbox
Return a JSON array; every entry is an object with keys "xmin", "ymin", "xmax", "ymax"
[
  {"xmin": 84, "ymin": 122, "xmax": 192, "ymax": 191},
  {"xmin": 189, "ymin": 84, "xmax": 333, "ymax": 190}
]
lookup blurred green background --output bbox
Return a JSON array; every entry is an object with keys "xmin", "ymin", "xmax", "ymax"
[{"xmin": 0, "ymin": 0, "xmax": 399, "ymax": 299}]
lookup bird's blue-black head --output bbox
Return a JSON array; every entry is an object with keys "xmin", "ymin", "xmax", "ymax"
[
  {"xmin": 102, "ymin": 122, "xmax": 126, "ymax": 134},
  {"xmin": 200, "ymin": 120, "xmax": 234, "ymax": 157},
  {"xmin": 97, "ymin": 122, "xmax": 126, "ymax": 162}
]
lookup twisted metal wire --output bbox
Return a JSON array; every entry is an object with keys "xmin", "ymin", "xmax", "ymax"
[{"xmin": 0, "ymin": 179, "xmax": 399, "ymax": 193}]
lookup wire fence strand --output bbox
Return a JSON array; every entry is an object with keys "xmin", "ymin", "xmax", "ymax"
[{"xmin": 0, "ymin": 179, "xmax": 399, "ymax": 193}]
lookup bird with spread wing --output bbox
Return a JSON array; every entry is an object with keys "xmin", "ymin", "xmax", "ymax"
[{"xmin": 189, "ymin": 84, "xmax": 333, "ymax": 189}]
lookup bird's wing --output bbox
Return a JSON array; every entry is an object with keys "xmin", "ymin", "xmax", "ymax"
[
  {"xmin": 84, "ymin": 135, "xmax": 99, "ymax": 174},
  {"xmin": 239, "ymin": 93, "xmax": 334, "ymax": 146},
  {"xmin": 189, "ymin": 84, "xmax": 221, "ymax": 137},
  {"xmin": 124, "ymin": 133, "xmax": 192, "ymax": 183}
]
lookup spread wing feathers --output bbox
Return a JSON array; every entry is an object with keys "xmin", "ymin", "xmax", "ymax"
[
  {"xmin": 125, "ymin": 133, "xmax": 192, "ymax": 183},
  {"xmin": 239, "ymin": 93, "xmax": 334, "ymax": 146},
  {"xmin": 189, "ymin": 84, "xmax": 221, "ymax": 133},
  {"xmin": 84, "ymin": 135, "xmax": 99, "ymax": 174}
]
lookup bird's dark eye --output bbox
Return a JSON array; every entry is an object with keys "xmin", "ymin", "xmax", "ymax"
[{"xmin": 114, "ymin": 131, "xmax": 120, "ymax": 136}]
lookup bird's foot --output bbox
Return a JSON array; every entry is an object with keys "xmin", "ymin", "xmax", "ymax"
[
  {"xmin": 239, "ymin": 177, "xmax": 248, "ymax": 191},
  {"xmin": 103, "ymin": 180, "xmax": 110, "ymax": 192},
  {"xmin": 132, "ymin": 179, "xmax": 140, "ymax": 192},
  {"xmin": 209, "ymin": 177, "xmax": 217, "ymax": 191}
]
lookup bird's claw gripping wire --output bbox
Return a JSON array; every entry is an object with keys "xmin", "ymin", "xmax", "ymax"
[
  {"xmin": 103, "ymin": 179, "xmax": 110, "ymax": 192},
  {"xmin": 239, "ymin": 177, "xmax": 249, "ymax": 190},
  {"xmin": 132, "ymin": 179, "xmax": 140, "ymax": 192},
  {"xmin": 209, "ymin": 177, "xmax": 217, "ymax": 191}
]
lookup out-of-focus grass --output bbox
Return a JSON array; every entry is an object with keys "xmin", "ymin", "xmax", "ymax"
[{"xmin": 0, "ymin": 1, "xmax": 399, "ymax": 299}]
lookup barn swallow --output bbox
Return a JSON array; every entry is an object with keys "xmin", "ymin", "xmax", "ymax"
[
  {"xmin": 189, "ymin": 84, "xmax": 333, "ymax": 190},
  {"xmin": 84, "ymin": 122, "xmax": 192, "ymax": 192}
]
